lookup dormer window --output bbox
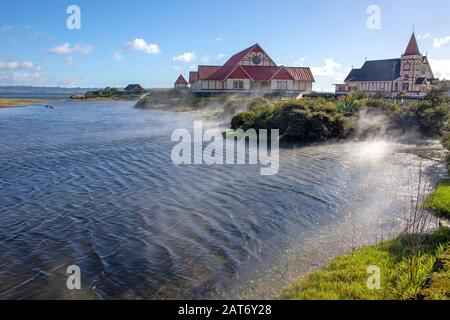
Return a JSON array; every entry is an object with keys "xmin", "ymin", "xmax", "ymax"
[
  {"xmin": 277, "ymin": 80, "xmax": 288, "ymax": 90},
  {"xmin": 233, "ymin": 80, "xmax": 244, "ymax": 89}
]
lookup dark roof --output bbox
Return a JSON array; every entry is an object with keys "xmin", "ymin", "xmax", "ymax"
[
  {"xmin": 345, "ymin": 59, "xmax": 401, "ymax": 82},
  {"xmin": 175, "ymin": 75, "xmax": 188, "ymax": 85},
  {"xmin": 124, "ymin": 84, "xmax": 144, "ymax": 91},
  {"xmin": 404, "ymin": 33, "xmax": 421, "ymax": 56}
]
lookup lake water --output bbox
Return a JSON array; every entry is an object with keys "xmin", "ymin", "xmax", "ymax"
[{"xmin": 0, "ymin": 101, "xmax": 444, "ymax": 299}]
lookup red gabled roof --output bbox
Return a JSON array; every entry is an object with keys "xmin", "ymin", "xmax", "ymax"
[
  {"xmin": 404, "ymin": 33, "xmax": 421, "ymax": 56},
  {"xmin": 198, "ymin": 66, "xmax": 221, "ymax": 80},
  {"xmin": 230, "ymin": 66, "xmax": 314, "ymax": 82},
  {"xmin": 241, "ymin": 66, "xmax": 279, "ymax": 80},
  {"xmin": 175, "ymin": 75, "xmax": 188, "ymax": 85},
  {"xmin": 270, "ymin": 67, "xmax": 294, "ymax": 80},
  {"xmin": 189, "ymin": 71, "xmax": 198, "ymax": 83},
  {"xmin": 285, "ymin": 67, "xmax": 315, "ymax": 82},
  {"xmin": 193, "ymin": 43, "xmax": 314, "ymax": 83},
  {"xmin": 226, "ymin": 66, "xmax": 252, "ymax": 79},
  {"xmin": 207, "ymin": 43, "xmax": 263, "ymax": 80}
]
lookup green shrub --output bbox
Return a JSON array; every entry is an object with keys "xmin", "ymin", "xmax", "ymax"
[
  {"xmin": 364, "ymin": 98, "xmax": 399, "ymax": 113},
  {"xmin": 337, "ymin": 96, "xmax": 362, "ymax": 114},
  {"xmin": 231, "ymin": 98, "xmax": 355, "ymax": 143},
  {"xmin": 416, "ymin": 100, "xmax": 449, "ymax": 137},
  {"xmin": 348, "ymin": 89, "xmax": 369, "ymax": 100}
]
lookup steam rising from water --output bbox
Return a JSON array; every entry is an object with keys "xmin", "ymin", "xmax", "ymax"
[{"xmin": 356, "ymin": 140, "xmax": 393, "ymax": 163}]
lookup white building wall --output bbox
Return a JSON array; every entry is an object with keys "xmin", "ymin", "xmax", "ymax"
[
  {"xmin": 306, "ymin": 82, "xmax": 312, "ymax": 92},
  {"xmin": 226, "ymin": 79, "xmax": 233, "ymax": 90},
  {"xmin": 271, "ymin": 80, "xmax": 277, "ymax": 90},
  {"xmin": 244, "ymin": 79, "xmax": 251, "ymax": 90},
  {"xmin": 287, "ymin": 80, "xmax": 294, "ymax": 91}
]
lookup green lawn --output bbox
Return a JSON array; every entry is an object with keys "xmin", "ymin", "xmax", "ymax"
[
  {"xmin": 280, "ymin": 228, "xmax": 450, "ymax": 300},
  {"xmin": 425, "ymin": 179, "xmax": 450, "ymax": 218}
]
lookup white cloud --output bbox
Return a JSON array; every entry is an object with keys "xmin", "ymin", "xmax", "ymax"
[
  {"xmin": 429, "ymin": 59, "xmax": 450, "ymax": 80},
  {"xmin": 50, "ymin": 42, "xmax": 93, "ymax": 55},
  {"xmin": 189, "ymin": 65, "xmax": 198, "ymax": 71},
  {"xmin": 418, "ymin": 33, "xmax": 431, "ymax": 40},
  {"xmin": 73, "ymin": 43, "xmax": 93, "ymax": 54},
  {"xmin": 215, "ymin": 37, "xmax": 222, "ymax": 42},
  {"xmin": 216, "ymin": 53, "xmax": 227, "ymax": 60},
  {"xmin": 311, "ymin": 59, "xmax": 350, "ymax": 92},
  {"xmin": 294, "ymin": 57, "xmax": 307, "ymax": 67},
  {"xmin": 112, "ymin": 38, "xmax": 160, "ymax": 62},
  {"xmin": 311, "ymin": 59, "xmax": 345, "ymax": 80},
  {"xmin": 0, "ymin": 60, "xmax": 36, "ymax": 70},
  {"xmin": 433, "ymin": 36, "xmax": 450, "ymax": 49},
  {"xmin": 173, "ymin": 52, "xmax": 196, "ymax": 63},
  {"xmin": 123, "ymin": 38, "xmax": 160, "ymax": 55},
  {"xmin": 314, "ymin": 85, "xmax": 335, "ymax": 93},
  {"xmin": 0, "ymin": 70, "xmax": 46, "ymax": 86},
  {"xmin": 174, "ymin": 65, "xmax": 181, "ymax": 71},
  {"xmin": 112, "ymin": 51, "xmax": 122, "ymax": 62},
  {"xmin": 50, "ymin": 43, "xmax": 72, "ymax": 54},
  {"xmin": 199, "ymin": 55, "xmax": 210, "ymax": 64}
]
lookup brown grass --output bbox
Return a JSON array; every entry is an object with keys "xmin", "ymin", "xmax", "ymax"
[{"xmin": 0, "ymin": 99, "xmax": 55, "ymax": 109}]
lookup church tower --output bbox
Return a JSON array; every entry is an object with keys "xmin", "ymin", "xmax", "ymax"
[{"xmin": 400, "ymin": 33, "xmax": 434, "ymax": 93}]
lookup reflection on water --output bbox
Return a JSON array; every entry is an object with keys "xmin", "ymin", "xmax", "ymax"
[{"xmin": 0, "ymin": 101, "xmax": 444, "ymax": 299}]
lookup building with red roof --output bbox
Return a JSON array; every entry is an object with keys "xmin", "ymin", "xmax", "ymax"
[
  {"xmin": 174, "ymin": 75, "xmax": 189, "ymax": 89},
  {"xmin": 336, "ymin": 33, "xmax": 436, "ymax": 97},
  {"xmin": 184, "ymin": 43, "xmax": 314, "ymax": 94}
]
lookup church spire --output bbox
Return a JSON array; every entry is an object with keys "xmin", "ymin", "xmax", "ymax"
[{"xmin": 404, "ymin": 32, "xmax": 421, "ymax": 56}]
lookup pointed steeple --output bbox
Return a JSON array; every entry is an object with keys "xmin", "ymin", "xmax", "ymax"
[{"xmin": 404, "ymin": 33, "xmax": 421, "ymax": 56}]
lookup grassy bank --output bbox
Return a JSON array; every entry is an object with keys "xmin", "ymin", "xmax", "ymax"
[
  {"xmin": 281, "ymin": 228, "xmax": 450, "ymax": 300},
  {"xmin": 136, "ymin": 90, "xmax": 254, "ymax": 111},
  {"xmin": 0, "ymin": 98, "xmax": 51, "ymax": 109},
  {"xmin": 425, "ymin": 179, "xmax": 450, "ymax": 219},
  {"xmin": 423, "ymin": 131, "xmax": 450, "ymax": 220},
  {"xmin": 135, "ymin": 90, "xmax": 268, "ymax": 123}
]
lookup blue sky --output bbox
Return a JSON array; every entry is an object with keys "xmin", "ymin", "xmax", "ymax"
[{"xmin": 0, "ymin": 0, "xmax": 449, "ymax": 91}]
